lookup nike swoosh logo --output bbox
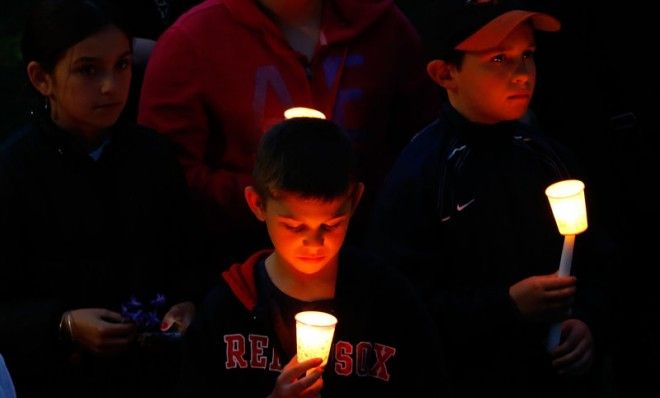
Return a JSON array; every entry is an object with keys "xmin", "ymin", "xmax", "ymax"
[{"xmin": 456, "ymin": 198, "xmax": 476, "ymax": 212}]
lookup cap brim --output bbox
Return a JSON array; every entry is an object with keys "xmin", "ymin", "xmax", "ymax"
[{"xmin": 456, "ymin": 10, "xmax": 561, "ymax": 52}]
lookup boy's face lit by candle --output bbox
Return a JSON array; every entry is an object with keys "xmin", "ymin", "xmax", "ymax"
[{"xmin": 246, "ymin": 185, "xmax": 362, "ymax": 275}]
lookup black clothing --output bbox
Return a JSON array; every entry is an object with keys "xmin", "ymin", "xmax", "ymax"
[
  {"xmin": 0, "ymin": 117, "xmax": 204, "ymax": 397},
  {"xmin": 369, "ymin": 104, "xmax": 613, "ymax": 397}
]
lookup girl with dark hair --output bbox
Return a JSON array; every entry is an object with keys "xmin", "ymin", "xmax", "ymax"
[{"xmin": 0, "ymin": 1, "xmax": 204, "ymax": 396}]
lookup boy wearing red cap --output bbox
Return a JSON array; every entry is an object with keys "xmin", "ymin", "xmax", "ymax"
[{"xmin": 370, "ymin": 1, "xmax": 611, "ymax": 396}]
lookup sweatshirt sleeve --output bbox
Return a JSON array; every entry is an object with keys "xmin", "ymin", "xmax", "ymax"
[
  {"xmin": 138, "ymin": 26, "xmax": 253, "ymax": 225},
  {"xmin": 368, "ymin": 157, "xmax": 523, "ymax": 331},
  {"xmin": 177, "ymin": 310, "xmax": 214, "ymax": 397},
  {"xmin": 146, "ymin": 131, "xmax": 212, "ymax": 305},
  {"xmin": 385, "ymin": 270, "xmax": 453, "ymax": 397},
  {"xmin": 0, "ymin": 162, "xmax": 65, "ymax": 358},
  {"xmin": 177, "ymin": 287, "xmax": 228, "ymax": 398}
]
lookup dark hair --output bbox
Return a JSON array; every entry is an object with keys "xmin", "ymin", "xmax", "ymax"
[
  {"xmin": 253, "ymin": 117, "xmax": 357, "ymax": 202},
  {"xmin": 416, "ymin": 0, "xmax": 458, "ymax": 63},
  {"xmin": 440, "ymin": 49, "xmax": 466, "ymax": 68},
  {"xmin": 21, "ymin": 0, "xmax": 131, "ymax": 72}
]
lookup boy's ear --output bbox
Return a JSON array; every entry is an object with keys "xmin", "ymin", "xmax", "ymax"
[
  {"xmin": 427, "ymin": 60, "xmax": 456, "ymax": 91},
  {"xmin": 245, "ymin": 186, "xmax": 267, "ymax": 221},
  {"xmin": 27, "ymin": 61, "xmax": 54, "ymax": 96},
  {"xmin": 349, "ymin": 182, "xmax": 365, "ymax": 215}
]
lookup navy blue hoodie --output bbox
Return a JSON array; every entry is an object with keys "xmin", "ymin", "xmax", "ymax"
[
  {"xmin": 178, "ymin": 247, "xmax": 447, "ymax": 397},
  {"xmin": 369, "ymin": 104, "xmax": 615, "ymax": 397}
]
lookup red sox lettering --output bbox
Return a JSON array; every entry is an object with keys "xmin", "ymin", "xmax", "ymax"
[
  {"xmin": 224, "ymin": 334, "xmax": 396, "ymax": 381},
  {"xmin": 224, "ymin": 334, "xmax": 283, "ymax": 372},
  {"xmin": 334, "ymin": 340, "xmax": 396, "ymax": 381}
]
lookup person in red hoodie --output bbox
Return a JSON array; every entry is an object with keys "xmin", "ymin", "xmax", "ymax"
[{"xmin": 137, "ymin": 0, "xmax": 440, "ymax": 269}]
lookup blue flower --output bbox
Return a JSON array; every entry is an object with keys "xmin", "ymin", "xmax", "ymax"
[
  {"xmin": 150, "ymin": 293, "xmax": 167, "ymax": 307},
  {"xmin": 121, "ymin": 293, "xmax": 167, "ymax": 331}
]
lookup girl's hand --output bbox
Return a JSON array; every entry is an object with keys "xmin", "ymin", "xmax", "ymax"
[
  {"xmin": 67, "ymin": 308, "xmax": 136, "ymax": 356},
  {"xmin": 160, "ymin": 301, "xmax": 195, "ymax": 334}
]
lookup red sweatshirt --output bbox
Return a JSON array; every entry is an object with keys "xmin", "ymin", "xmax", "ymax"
[{"xmin": 138, "ymin": 0, "xmax": 440, "ymax": 261}]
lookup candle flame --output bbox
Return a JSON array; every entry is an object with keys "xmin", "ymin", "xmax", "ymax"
[{"xmin": 284, "ymin": 107, "xmax": 326, "ymax": 120}]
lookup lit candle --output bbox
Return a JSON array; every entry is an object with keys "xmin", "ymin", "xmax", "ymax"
[
  {"xmin": 544, "ymin": 179, "xmax": 588, "ymax": 350},
  {"xmin": 295, "ymin": 311, "xmax": 337, "ymax": 371},
  {"xmin": 284, "ymin": 107, "xmax": 326, "ymax": 120}
]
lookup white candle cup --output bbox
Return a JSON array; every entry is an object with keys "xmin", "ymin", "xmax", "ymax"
[
  {"xmin": 545, "ymin": 179, "xmax": 588, "ymax": 236},
  {"xmin": 284, "ymin": 107, "xmax": 326, "ymax": 120},
  {"xmin": 295, "ymin": 311, "xmax": 337, "ymax": 369}
]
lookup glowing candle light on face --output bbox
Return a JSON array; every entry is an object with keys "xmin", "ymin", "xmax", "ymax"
[
  {"xmin": 295, "ymin": 311, "xmax": 337, "ymax": 370},
  {"xmin": 284, "ymin": 107, "xmax": 326, "ymax": 120},
  {"xmin": 544, "ymin": 179, "xmax": 588, "ymax": 350}
]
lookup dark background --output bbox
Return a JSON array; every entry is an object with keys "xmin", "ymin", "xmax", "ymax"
[
  {"xmin": 0, "ymin": 0, "xmax": 35, "ymax": 138},
  {"xmin": 2, "ymin": 0, "xmax": 658, "ymax": 395}
]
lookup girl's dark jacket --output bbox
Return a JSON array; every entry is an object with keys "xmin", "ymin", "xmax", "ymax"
[{"xmin": 0, "ymin": 116, "xmax": 205, "ymax": 397}]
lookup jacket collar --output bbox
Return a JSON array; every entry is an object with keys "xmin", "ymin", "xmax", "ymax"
[{"xmin": 222, "ymin": 247, "xmax": 373, "ymax": 311}]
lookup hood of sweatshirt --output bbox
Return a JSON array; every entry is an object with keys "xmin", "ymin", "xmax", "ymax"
[
  {"xmin": 222, "ymin": 249, "xmax": 272, "ymax": 311},
  {"xmin": 222, "ymin": 0, "xmax": 395, "ymax": 45}
]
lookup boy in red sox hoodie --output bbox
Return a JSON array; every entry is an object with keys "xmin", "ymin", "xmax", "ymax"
[
  {"xmin": 178, "ymin": 118, "xmax": 446, "ymax": 397},
  {"xmin": 137, "ymin": 0, "xmax": 440, "ymax": 267}
]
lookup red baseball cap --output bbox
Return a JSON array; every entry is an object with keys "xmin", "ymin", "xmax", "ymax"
[
  {"xmin": 424, "ymin": 0, "xmax": 561, "ymax": 58},
  {"xmin": 456, "ymin": 9, "xmax": 560, "ymax": 51}
]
